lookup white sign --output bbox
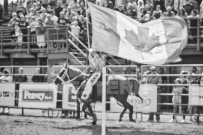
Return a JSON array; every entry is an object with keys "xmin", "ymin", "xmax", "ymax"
[
  {"xmin": 189, "ymin": 85, "xmax": 203, "ymax": 106},
  {"xmin": 0, "ymin": 83, "xmax": 15, "ymax": 106},
  {"xmin": 19, "ymin": 83, "xmax": 57, "ymax": 108},
  {"xmin": 110, "ymin": 84, "xmax": 157, "ymax": 113},
  {"xmin": 63, "ymin": 83, "xmax": 77, "ymax": 110}
]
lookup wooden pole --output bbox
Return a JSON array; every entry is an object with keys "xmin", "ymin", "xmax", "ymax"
[{"xmin": 102, "ymin": 67, "xmax": 106, "ymax": 135}]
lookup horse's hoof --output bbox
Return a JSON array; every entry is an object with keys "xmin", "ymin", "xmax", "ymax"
[
  {"xmin": 92, "ymin": 121, "xmax": 97, "ymax": 125},
  {"xmin": 130, "ymin": 119, "xmax": 136, "ymax": 122},
  {"xmin": 119, "ymin": 119, "xmax": 123, "ymax": 122}
]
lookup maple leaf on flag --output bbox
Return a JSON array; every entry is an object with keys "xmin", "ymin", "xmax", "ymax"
[{"xmin": 125, "ymin": 27, "xmax": 160, "ymax": 52}]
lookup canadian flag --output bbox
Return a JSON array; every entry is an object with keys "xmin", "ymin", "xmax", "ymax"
[{"xmin": 89, "ymin": 2, "xmax": 188, "ymax": 65}]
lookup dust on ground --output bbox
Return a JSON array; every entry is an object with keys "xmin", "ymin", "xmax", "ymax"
[{"xmin": 0, "ymin": 111, "xmax": 203, "ymax": 135}]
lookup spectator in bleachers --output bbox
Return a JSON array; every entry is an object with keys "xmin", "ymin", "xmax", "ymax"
[
  {"xmin": 152, "ymin": 5, "xmax": 163, "ymax": 19},
  {"xmin": 13, "ymin": 67, "xmax": 28, "ymax": 82},
  {"xmin": 8, "ymin": 12, "xmax": 20, "ymax": 44},
  {"xmin": 44, "ymin": 14, "xmax": 55, "ymax": 26},
  {"xmin": 36, "ymin": 18, "xmax": 46, "ymax": 48},
  {"xmin": 163, "ymin": 6, "xmax": 175, "ymax": 17},
  {"xmin": 183, "ymin": 0, "xmax": 194, "ymax": 15},
  {"xmin": 137, "ymin": 0, "xmax": 144, "ymax": 19},
  {"xmin": 165, "ymin": 0, "xmax": 174, "ymax": 10},
  {"xmin": 154, "ymin": 0, "xmax": 165, "ymax": 12},
  {"xmin": 19, "ymin": 15, "xmax": 29, "ymax": 44},
  {"xmin": 178, "ymin": 7, "xmax": 187, "ymax": 18},
  {"xmin": 55, "ymin": 2, "xmax": 63, "ymax": 18},
  {"xmin": 46, "ymin": 4, "xmax": 54, "ymax": 14},
  {"xmin": 71, "ymin": 21, "xmax": 80, "ymax": 44},
  {"xmin": 15, "ymin": 21, "xmax": 23, "ymax": 48},
  {"xmin": 58, "ymin": 11, "xmax": 69, "ymax": 26},
  {"xmin": 145, "ymin": 0, "xmax": 153, "ymax": 13},
  {"xmin": 31, "ymin": 67, "xmax": 45, "ymax": 82},
  {"xmin": 0, "ymin": 69, "xmax": 12, "ymax": 83}
]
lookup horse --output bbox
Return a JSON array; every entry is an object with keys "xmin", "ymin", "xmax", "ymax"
[{"xmin": 54, "ymin": 66, "xmax": 142, "ymax": 125}]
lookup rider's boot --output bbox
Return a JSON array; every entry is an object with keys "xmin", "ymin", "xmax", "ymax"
[
  {"xmin": 92, "ymin": 114, "xmax": 97, "ymax": 125},
  {"xmin": 119, "ymin": 114, "xmax": 123, "ymax": 122},
  {"xmin": 129, "ymin": 107, "xmax": 136, "ymax": 122}
]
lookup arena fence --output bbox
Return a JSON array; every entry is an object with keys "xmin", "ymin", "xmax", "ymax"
[{"xmin": 0, "ymin": 65, "xmax": 203, "ymax": 124}]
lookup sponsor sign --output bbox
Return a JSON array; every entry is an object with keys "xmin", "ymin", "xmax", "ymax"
[
  {"xmin": 110, "ymin": 84, "xmax": 157, "ymax": 112},
  {"xmin": 0, "ymin": 83, "xmax": 15, "ymax": 106},
  {"xmin": 63, "ymin": 83, "xmax": 77, "ymax": 110},
  {"xmin": 19, "ymin": 83, "xmax": 57, "ymax": 108},
  {"xmin": 189, "ymin": 85, "xmax": 203, "ymax": 106}
]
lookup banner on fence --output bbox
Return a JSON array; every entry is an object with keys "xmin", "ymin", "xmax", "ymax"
[
  {"xmin": 19, "ymin": 83, "xmax": 57, "ymax": 108},
  {"xmin": 0, "ymin": 83, "xmax": 15, "ymax": 106},
  {"xmin": 62, "ymin": 83, "xmax": 77, "ymax": 110},
  {"xmin": 110, "ymin": 84, "xmax": 157, "ymax": 112},
  {"xmin": 189, "ymin": 85, "xmax": 203, "ymax": 106}
]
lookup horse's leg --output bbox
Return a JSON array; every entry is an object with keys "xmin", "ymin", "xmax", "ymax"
[
  {"xmin": 85, "ymin": 102, "xmax": 97, "ymax": 125},
  {"xmin": 119, "ymin": 107, "xmax": 127, "ymax": 122},
  {"xmin": 120, "ymin": 100, "xmax": 135, "ymax": 122}
]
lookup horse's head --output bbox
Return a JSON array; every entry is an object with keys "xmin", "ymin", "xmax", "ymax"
[
  {"xmin": 126, "ymin": 77, "xmax": 140, "ymax": 95},
  {"xmin": 54, "ymin": 67, "xmax": 69, "ymax": 85}
]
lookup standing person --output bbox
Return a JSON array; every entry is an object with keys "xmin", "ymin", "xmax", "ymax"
[
  {"xmin": 169, "ymin": 78, "xmax": 184, "ymax": 123},
  {"xmin": 0, "ymin": 69, "xmax": 12, "ymax": 83},
  {"xmin": 36, "ymin": 18, "xmax": 46, "ymax": 48},
  {"xmin": 32, "ymin": 67, "xmax": 45, "ymax": 82},
  {"xmin": 81, "ymin": 52, "xmax": 105, "ymax": 102},
  {"xmin": 146, "ymin": 66, "xmax": 162, "ymax": 122},
  {"xmin": 13, "ymin": 67, "xmax": 28, "ymax": 83},
  {"xmin": 180, "ymin": 71, "xmax": 190, "ymax": 123}
]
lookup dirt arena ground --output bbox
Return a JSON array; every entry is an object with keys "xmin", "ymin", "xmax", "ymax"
[{"xmin": 0, "ymin": 109, "xmax": 203, "ymax": 135}]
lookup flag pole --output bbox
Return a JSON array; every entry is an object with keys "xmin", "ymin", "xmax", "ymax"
[
  {"xmin": 84, "ymin": 0, "xmax": 91, "ymax": 54},
  {"xmin": 102, "ymin": 66, "xmax": 107, "ymax": 135}
]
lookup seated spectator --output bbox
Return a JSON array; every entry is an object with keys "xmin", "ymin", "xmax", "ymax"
[
  {"xmin": 13, "ymin": 67, "xmax": 28, "ymax": 82},
  {"xmin": 126, "ymin": 0, "xmax": 137, "ymax": 11},
  {"xmin": 32, "ymin": 68, "xmax": 45, "ymax": 82},
  {"xmin": 137, "ymin": 0, "xmax": 144, "ymax": 18},
  {"xmin": 187, "ymin": 10, "xmax": 199, "ymax": 18},
  {"xmin": 139, "ymin": 10, "xmax": 151, "ymax": 23},
  {"xmin": 178, "ymin": 8, "xmax": 187, "ymax": 18},
  {"xmin": 154, "ymin": 0, "xmax": 165, "ymax": 12},
  {"xmin": 57, "ymin": 11, "xmax": 69, "ymax": 26},
  {"xmin": 36, "ymin": 18, "xmax": 46, "ymax": 48},
  {"xmin": 152, "ymin": 5, "xmax": 163, "ymax": 19},
  {"xmin": 163, "ymin": 6, "xmax": 175, "ymax": 17},
  {"xmin": 165, "ymin": 0, "xmax": 174, "ymax": 10},
  {"xmin": 44, "ymin": 14, "xmax": 55, "ymax": 26},
  {"xmin": 145, "ymin": 0, "xmax": 153, "ymax": 13},
  {"xmin": 183, "ymin": 0, "xmax": 194, "ymax": 15},
  {"xmin": 46, "ymin": 4, "xmax": 53, "ymax": 14},
  {"xmin": 0, "ymin": 69, "xmax": 12, "ymax": 83}
]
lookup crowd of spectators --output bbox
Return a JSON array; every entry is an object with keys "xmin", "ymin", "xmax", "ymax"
[{"xmin": 6, "ymin": 0, "xmax": 203, "ymax": 49}]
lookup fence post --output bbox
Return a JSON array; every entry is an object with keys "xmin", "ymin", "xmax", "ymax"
[
  {"xmin": 197, "ymin": 18, "xmax": 200, "ymax": 51},
  {"xmin": 0, "ymin": 29, "xmax": 3, "ymax": 55},
  {"xmin": 27, "ymin": 28, "xmax": 30, "ymax": 54},
  {"xmin": 47, "ymin": 27, "xmax": 49, "ymax": 54},
  {"xmin": 102, "ymin": 67, "xmax": 106, "ymax": 135}
]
